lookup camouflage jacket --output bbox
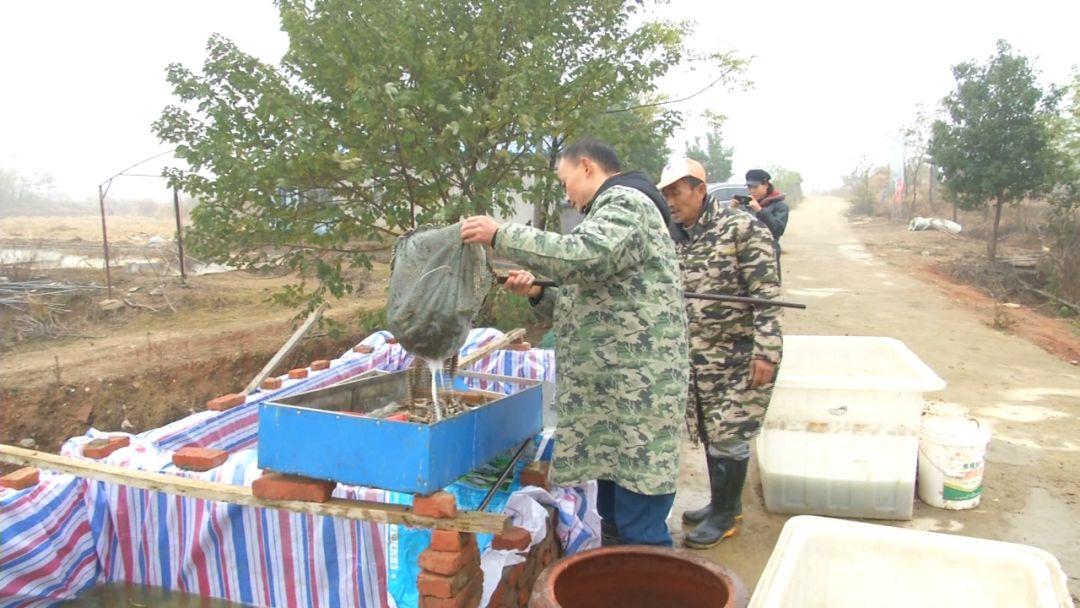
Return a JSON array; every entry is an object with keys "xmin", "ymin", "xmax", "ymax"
[
  {"xmin": 672, "ymin": 194, "xmax": 783, "ymax": 366},
  {"xmin": 494, "ymin": 184, "xmax": 689, "ymax": 496}
]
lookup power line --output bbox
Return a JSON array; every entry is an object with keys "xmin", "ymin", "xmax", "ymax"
[{"xmin": 604, "ymin": 66, "xmax": 740, "ymax": 114}]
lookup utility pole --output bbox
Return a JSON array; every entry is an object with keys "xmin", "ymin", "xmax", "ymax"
[
  {"xmin": 173, "ymin": 186, "xmax": 187, "ymax": 282},
  {"xmin": 98, "ymin": 184, "xmax": 113, "ymax": 299}
]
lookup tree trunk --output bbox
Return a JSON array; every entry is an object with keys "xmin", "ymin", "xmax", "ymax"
[
  {"xmin": 909, "ymin": 163, "xmax": 919, "ymax": 220},
  {"xmin": 928, "ymin": 163, "xmax": 935, "ymax": 213},
  {"xmin": 988, "ymin": 197, "xmax": 1004, "ymax": 263},
  {"xmin": 533, "ymin": 137, "xmax": 562, "ymax": 232}
]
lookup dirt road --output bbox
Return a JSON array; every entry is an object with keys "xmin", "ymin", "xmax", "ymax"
[{"xmin": 676, "ymin": 196, "xmax": 1080, "ymax": 601}]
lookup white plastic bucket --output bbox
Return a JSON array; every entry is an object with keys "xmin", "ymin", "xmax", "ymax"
[{"xmin": 918, "ymin": 414, "xmax": 991, "ymax": 509}]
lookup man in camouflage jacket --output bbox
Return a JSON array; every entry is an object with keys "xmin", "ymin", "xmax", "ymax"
[
  {"xmin": 462, "ymin": 139, "xmax": 689, "ymax": 546},
  {"xmin": 658, "ymin": 157, "xmax": 783, "ymax": 549}
]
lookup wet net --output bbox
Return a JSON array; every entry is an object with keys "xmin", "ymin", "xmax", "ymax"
[{"xmin": 387, "ymin": 223, "xmax": 495, "ymax": 363}]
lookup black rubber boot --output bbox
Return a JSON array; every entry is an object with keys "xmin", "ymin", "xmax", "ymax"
[
  {"xmin": 682, "ymin": 453, "xmax": 721, "ymax": 524},
  {"xmin": 684, "ymin": 457, "xmax": 749, "ymax": 549}
]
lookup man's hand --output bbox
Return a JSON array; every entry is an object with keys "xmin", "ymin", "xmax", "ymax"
[
  {"xmin": 461, "ymin": 216, "xmax": 500, "ymax": 245},
  {"xmin": 749, "ymin": 358, "xmax": 775, "ymax": 389},
  {"xmin": 729, "ymin": 196, "xmax": 741, "ymax": 209},
  {"xmin": 504, "ymin": 269, "xmax": 542, "ymax": 299},
  {"xmin": 747, "ymin": 197, "xmax": 763, "ymax": 213}
]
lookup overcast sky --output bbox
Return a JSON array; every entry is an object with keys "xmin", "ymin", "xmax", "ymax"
[{"xmin": 1, "ymin": 0, "xmax": 1076, "ymax": 202}]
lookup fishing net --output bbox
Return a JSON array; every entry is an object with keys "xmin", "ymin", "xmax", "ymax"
[{"xmin": 387, "ymin": 222, "xmax": 495, "ymax": 362}]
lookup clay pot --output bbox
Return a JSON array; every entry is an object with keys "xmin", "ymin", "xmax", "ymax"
[{"xmin": 529, "ymin": 545, "xmax": 748, "ymax": 608}]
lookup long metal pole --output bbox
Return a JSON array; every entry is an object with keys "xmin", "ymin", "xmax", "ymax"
[
  {"xmin": 173, "ymin": 186, "xmax": 186, "ymax": 281},
  {"xmin": 98, "ymin": 184, "xmax": 113, "ymax": 299}
]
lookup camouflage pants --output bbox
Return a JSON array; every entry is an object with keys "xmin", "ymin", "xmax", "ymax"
[{"xmin": 687, "ymin": 347, "xmax": 776, "ymax": 446}]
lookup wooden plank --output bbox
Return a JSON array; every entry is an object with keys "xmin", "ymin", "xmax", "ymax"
[
  {"xmin": 0, "ymin": 444, "xmax": 508, "ymax": 534},
  {"xmin": 458, "ymin": 328, "xmax": 526, "ymax": 368},
  {"xmin": 458, "ymin": 370, "xmax": 543, "ymax": 387},
  {"xmin": 245, "ymin": 302, "xmax": 328, "ymax": 394}
]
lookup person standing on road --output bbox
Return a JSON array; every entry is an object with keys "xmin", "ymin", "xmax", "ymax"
[
  {"xmin": 661, "ymin": 157, "xmax": 783, "ymax": 549},
  {"xmin": 461, "ymin": 139, "xmax": 689, "ymax": 547},
  {"xmin": 732, "ymin": 169, "xmax": 789, "ymax": 272}
]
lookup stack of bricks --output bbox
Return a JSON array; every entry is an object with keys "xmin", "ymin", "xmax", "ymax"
[
  {"xmin": 417, "ymin": 530, "xmax": 483, "ymax": 608},
  {"xmin": 414, "ymin": 492, "xmax": 482, "ymax": 607},
  {"xmin": 486, "ymin": 507, "xmax": 561, "ymax": 608}
]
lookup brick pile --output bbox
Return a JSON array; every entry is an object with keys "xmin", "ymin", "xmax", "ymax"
[{"xmin": 486, "ymin": 508, "xmax": 561, "ymax": 608}]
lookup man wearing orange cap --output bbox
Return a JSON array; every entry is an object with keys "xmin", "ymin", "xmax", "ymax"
[{"xmin": 658, "ymin": 157, "xmax": 783, "ymax": 548}]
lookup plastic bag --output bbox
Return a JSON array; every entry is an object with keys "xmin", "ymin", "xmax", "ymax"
[{"xmin": 387, "ymin": 223, "xmax": 495, "ymax": 362}]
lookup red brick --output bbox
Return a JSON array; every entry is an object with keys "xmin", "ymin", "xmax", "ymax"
[
  {"xmin": 83, "ymin": 436, "xmax": 129, "ymax": 459},
  {"xmin": 430, "ymin": 530, "xmax": 472, "ymax": 552},
  {"xmin": 1, "ymin": 467, "xmax": 39, "ymax": 490},
  {"xmin": 488, "ymin": 581, "xmax": 509, "ymax": 608},
  {"xmin": 252, "ymin": 472, "xmax": 335, "ymax": 503},
  {"xmin": 288, "ymin": 368, "xmax": 309, "ymax": 379},
  {"xmin": 261, "ymin": 377, "xmax": 283, "ymax": 390},
  {"xmin": 507, "ymin": 342, "xmax": 531, "ymax": 351},
  {"xmin": 173, "ymin": 447, "xmax": 229, "ymax": 471},
  {"xmin": 492, "ymin": 526, "xmax": 531, "ymax": 551},
  {"xmin": 310, "ymin": 359, "xmax": 331, "ymax": 371},
  {"xmin": 520, "ymin": 461, "xmax": 549, "ymax": 489},
  {"xmin": 417, "ymin": 567, "xmax": 476, "ymax": 598},
  {"xmin": 413, "ymin": 491, "xmax": 457, "ymax": 518},
  {"xmin": 419, "ymin": 574, "xmax": 482, "ymax": 608},
  {"xmin": 207, "ymin": 393, "xmax": 245, "ymax": 411},
  {"xmin": 353, "ymin": 344, "xmax": 374, "ymax": 354},
  {"xmin": 418, "ymin": 546, "xmax": 478, "ymax": 576}
]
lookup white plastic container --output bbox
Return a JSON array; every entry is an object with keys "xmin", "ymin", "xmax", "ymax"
[
  {"xmin": 756, "ymin": 336, "xmax": 946, "ymax": 520},
  {"xmin": 749, "ymin": 516, "xmax": 1072, "ymax": 608},
  {"xmin": 918, "ymin": 414, "xmax": 991, "ymax": 509}
]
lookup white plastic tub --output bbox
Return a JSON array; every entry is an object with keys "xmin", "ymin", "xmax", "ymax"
[
  {"xmin": 749, "ymin": 516, "xmax": 1072, "ymax": 608},
  {"xmin": 757, "ymin": 336, "xmax": 946, "ymax": 520}
]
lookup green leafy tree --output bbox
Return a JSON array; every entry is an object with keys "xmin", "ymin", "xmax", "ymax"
[
  {"xmin": 1044, "ymin": 70, "xmax": 1080, "ymax": 302},
  {"xmin": 1048, "ymin": 70, "xmax": 1080, "ymax": 212},
  {"xmin": 901, "ymin": 107, "xmax": 933, "ymax": 218},
  {"xmin": 153, "ymin": 0, "xmax": 696, "ymax": 309},
  {"xmin": 929, "ymin": 40, "xmax": 1059, "ymax": 262},
  {"xmin": 685, "ymin": 112, "xmax": 733, "ymax": 182}
]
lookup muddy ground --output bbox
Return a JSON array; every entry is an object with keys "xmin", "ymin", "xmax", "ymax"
[{"xmin": 0, "ymin": 262, "xmax": 390, "ymax": 462}]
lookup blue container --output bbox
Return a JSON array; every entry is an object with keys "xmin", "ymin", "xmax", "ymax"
[{"xmin": 257, "ymin": 370, "xmax": 543, "ymax": 494}]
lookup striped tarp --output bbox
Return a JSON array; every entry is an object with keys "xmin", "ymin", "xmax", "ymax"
[{"xmin": 0, "ymin": 329, "xmax": 585, "ymax": 608}]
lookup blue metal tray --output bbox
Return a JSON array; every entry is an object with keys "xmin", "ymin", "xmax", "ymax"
[{"xmin": 257, "ymin": 369, "xmax": 543, "ymax": 495}]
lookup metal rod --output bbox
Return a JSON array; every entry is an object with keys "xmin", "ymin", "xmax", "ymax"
[
  {"xmin": 98, "ymin": 184, "xmax": 113, "ymax": 299},
  {"xmin": 495, "ymin": 275, "xmax": 807, "ymax": 309},
  {"xmin": 478, "ymin": 439, "xmax": 532, "ymax": 511},
  {"xmin": 683, "ymin": 292, "xmax": 807, "ymax": 309},
  {"xmin": 173, "ymin": 186, "xmax": 187, "ymax": 281}
]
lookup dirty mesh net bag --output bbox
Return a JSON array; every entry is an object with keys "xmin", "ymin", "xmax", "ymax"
[{"xmin": 387, "ymin": 223, "xmax": 495, "ymax": 362}]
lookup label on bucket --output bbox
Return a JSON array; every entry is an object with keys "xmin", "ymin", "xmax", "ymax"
[
  {"xmin": 941, "ymin": 462, "xmax": 983, "ymax": 501},
  {"xmin": 943, "ymin": 483, "xmax": 982, "ymax": 501}
]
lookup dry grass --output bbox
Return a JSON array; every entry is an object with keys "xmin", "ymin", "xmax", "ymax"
[{"xmin": 0, "ymin": 215, "xmax": 178, "ymax": 244}]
